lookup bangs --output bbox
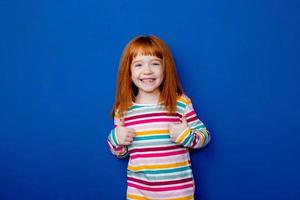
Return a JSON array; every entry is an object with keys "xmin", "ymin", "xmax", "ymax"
[{"xmin": 129, "ymin": 37, "xmax": 163, "ymax": 59}]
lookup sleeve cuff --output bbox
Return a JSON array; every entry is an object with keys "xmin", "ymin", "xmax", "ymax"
[
  {"xmin": 108, "ymin": 128, "xmax": 120, "ymax": 147},
  {"xmin": 175, "ymin": 127, "xmax": 192, "ymax": 144}
]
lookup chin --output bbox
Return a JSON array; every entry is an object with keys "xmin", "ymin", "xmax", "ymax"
[{"xmin": 139, "ymin": 86, "xmax": 160, "ymax": 94}]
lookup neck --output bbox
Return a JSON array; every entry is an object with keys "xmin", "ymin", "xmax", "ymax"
[{"xmin": 135, "ymin": 90, "xmax": 161, "ymax": 104}]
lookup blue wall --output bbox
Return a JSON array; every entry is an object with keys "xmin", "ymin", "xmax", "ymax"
[{"xmin": 1, "ymin": 0, "xmax": 299, "ymax": 199}]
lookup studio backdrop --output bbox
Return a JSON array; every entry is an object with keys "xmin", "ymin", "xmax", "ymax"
[{"xmin": 0, "ymin": 0, "xmax": 299, "ymax": 199}]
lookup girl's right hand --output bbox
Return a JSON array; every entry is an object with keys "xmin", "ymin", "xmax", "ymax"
[{"xmin": 116, "ymin": 118, "xmax": 135, "ymax": 146}]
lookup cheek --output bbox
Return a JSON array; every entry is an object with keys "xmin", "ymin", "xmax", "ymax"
[
  {"xmin": 130, "ymin": 68, "xmax": 137, "ymax": 79},
  {"xmin": 131, "ymin": 70, "xmax": 140, "ymax": 83},
  {"xmin": 157, "ymin": 69, "xmax": 164, "ymax": 81}
]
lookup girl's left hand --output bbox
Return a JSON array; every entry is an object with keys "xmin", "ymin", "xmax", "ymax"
[{"xmin": 168, "ymin": 117, "xmax": 188, "ymax": 142}]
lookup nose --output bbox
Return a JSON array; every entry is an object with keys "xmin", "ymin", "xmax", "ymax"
[{"xmin": 142, "ymin": 64, "xmax": 152, "ymax": 74}]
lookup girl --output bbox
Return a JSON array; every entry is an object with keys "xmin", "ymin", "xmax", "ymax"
[{"xmin": 107, "ymin": 35, "xmax": 211, "ymax": 200}]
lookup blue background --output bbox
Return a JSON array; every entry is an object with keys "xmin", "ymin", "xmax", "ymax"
[{"xmin": 1, "ymin": 0, "xmax": 299, "ymax": 199}]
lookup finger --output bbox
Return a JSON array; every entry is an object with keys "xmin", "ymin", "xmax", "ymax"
[
  {"xmin": 121, "ymin": 118, "xmax": 125, "ymax": 126},
  {"xmin": 127, "ymin": 132, "xmax": 135, "ymax": 137},
  {"xmin": 126, "ymin": 137, "xmax": 134, "ymax": 143},
  {"xmin": 168, "ymin": 124, "xmax": 174, "ymax": 132},
  {"xmin": 126, "ymin": 133, "xmax": 134, "ymax": 138},
  {"xmin": 126, "ymin": 137, "xmax": 133, "ymax": 142},
  {"xmin": 115, "ymin": 118, "xmax": 121, "ymax": 127},
  {"xmin": 127, "ymin": 130, "xmax": 136, "ymax": 136},
  {"xmin": 116, "ymin": 118, "xmax": 123, "ymax": 126},
  {"xmin": 168, "ymin": 131, "xmax": 173, "ymax": 137},
  {"xmin": 169, "ymin": 134, "xmax": 175, "ymax": 142},
  {"xmin": 127, "ymin": 128, "xmax": 135, "ymax": 132}
]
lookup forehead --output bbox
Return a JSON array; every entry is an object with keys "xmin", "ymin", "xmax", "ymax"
[{"xmin": 132, "ymin": 54, "xmax": 162, "ymax": 62}]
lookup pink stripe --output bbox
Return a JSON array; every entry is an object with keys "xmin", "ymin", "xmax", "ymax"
[
  {"xmin": 177, "ymin": 113, "xmax": 183, "ymax": 118},
  {"xmin": 128, "ymin": 177, "xmax": 193, "ymax": 186},
  {"xmin": 125, "ymin": 112, "xmax": 179, "ymax": 121},
  {"xmin": 129, "ymin": 145, "xmax": 182, "ymax": 154},
  {"xmin": 131, "ymin": 150, "xmax": 187, "ymax": 160},
  {"xmin": 125, "ymin": 118, "xmax": 180, "ymax": 126},
  {"xmin": 128, "ymin": 182, "xmax": 194, "ymax": 192},
  {"xmin": 186, "ymin": 110, "xmax": 196, "ymax": 117},
  {"xmin": 187, "ymin": 116, "xmax": 198, "ymax": 123},
  {"xmin": 107, "ymin": 141, "xmax": 113, "ymax": 149}
]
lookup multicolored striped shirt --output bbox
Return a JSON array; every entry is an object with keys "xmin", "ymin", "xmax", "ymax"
[{"xmin": 107, "ymin": 94, "xmax": 211, "ymax": 200}]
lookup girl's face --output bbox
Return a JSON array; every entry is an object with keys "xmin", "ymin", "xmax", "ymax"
[{"xmin": 131, "ymin": 54, "xmax": 164, "ymax": 95}]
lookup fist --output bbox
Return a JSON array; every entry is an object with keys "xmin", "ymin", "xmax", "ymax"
[
  {"xmin": 168, "ymin": 116, "xmax": 188, "ymax": 142},
  {"xmin": 115, "ymin": 118, "xmax": 135, "ymax": 146}
]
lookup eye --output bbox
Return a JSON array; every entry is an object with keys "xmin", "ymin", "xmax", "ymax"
[
  {"xmin": 152, "ymin": 62, "xmax": 161, "ymax": 66},
  {"xmin": 134, "ymin": 63, "xmax": 142, "ymax": 67}
]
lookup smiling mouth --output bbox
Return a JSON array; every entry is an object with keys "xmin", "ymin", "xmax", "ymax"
[{"xmin": 140, "ymin": 78, "xmax": 156, "ymax": 82}]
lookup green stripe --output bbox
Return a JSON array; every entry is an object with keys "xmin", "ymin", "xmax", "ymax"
[
  {"xmin": 130, "ymin": 166, "xmax": 191, "ymax": 174},
  {"xmin": 111, "ymin": 129, "xmax": 118, "ymax": 146},
  {"xmin": 126, "ymin": 103, "xmax": 187, "ymax": 116},
  {"xmin": 190, "ymin": 120, "xmax": 204, "ymax": 127},
  {"xmin": 182, "ymin": 134, "xmax": 194, "ymax": 147},
  {"xmin": 134, "ymin": 135, "xmax": 170, "ymax": 141},
  {"xmin": 129, "ymin": 141, "xmax": 174, "ymax": 148},
  {"xmin": 126, "ymin": 99, "xmax": 189, "ymax": 115},
  {"xmin": 127, "ymin": 106, "xmax": 166, "ymax": 115},
  {"xmin": 177, "ymin": 101, "xmax": 186, "ymax": 109},
  {"xmin": 194, "ymin": 124, "xmax": 205, "ymax": 129},
  {"xmin": 127, "ymin": 170, "xmax": 193, "ymax": 181},
  {"xmin": 176, "ymin": 107, "xmax": 185, "ymax": 114},
  {"xmin": 128, "ymin": 105, "xmax": 146, "ymax": 110}
]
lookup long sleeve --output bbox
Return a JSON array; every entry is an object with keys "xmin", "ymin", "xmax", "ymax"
[
  {"xmin": 107, "ymin": 113, "xmax": 129, "ymax": 159},
  {"xmin": 175, "ymin": 96, "xmax": 211, "ymax": 149}
]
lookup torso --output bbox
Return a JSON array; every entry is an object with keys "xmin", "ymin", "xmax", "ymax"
[{"xmin": 123, "ymin": 101, "xmax": 195, "ymax": 200}]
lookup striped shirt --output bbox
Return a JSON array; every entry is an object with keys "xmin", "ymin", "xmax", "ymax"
[{"xmin": 107, "ymin": 94, "xmax": 211, "ymax": 200}]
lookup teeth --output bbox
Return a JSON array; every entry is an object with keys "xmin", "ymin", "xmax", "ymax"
[{"xmin": 141, "ymin": 79, "xmax": 155, "ymax": 82}]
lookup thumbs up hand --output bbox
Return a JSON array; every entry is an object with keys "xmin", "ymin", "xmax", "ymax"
[
  {"xmin": 168, "ymin": 116, "xmax": 188, "ymax": 142},
  {"xmin": 115, "ymin": 118, "xmax": 135, "ymax": 146}
]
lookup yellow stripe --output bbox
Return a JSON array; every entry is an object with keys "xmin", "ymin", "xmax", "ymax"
[
  {"xmin": 127, "ymin": 193, "xmax": 147, "ymax": 200},
  {"xmin": 127, "ymin": 193, "xmax": 193, "ymax": 200},
  {"xmin": 198, "ymin": 131, "xmax": 206, "ymax": 146},
  {"xmin": 128, "ymin": 161, "xmax": 190, "ymax": 171},
  {"xmin": 177, "ymin": 96, "xmax": 191, "ymax": 105},
  {"xmin": 114, "ymin": 112, "xmax": 120, "ymax": 118},
  {"xmin": 164, "ymin": 196, "xmax": 194, "ymax": 200},
  {"xmin": 176, "ymin": 128, "xmax": 191, "ymax": 143},
  {"xmin": 135, "ymin": 129, "xmax": 169, "ymax": 136}
]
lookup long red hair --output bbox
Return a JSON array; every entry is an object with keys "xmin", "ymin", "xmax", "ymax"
[{"xmin": 112, "ymin": 35, "xmax": 183, "ymax": 117}]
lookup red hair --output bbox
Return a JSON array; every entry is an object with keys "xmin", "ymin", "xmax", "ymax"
[{"xmin": 112, "ymin": 35, "xmax": 183, "ymax": 117}]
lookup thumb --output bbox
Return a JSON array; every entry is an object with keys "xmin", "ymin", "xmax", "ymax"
[
  {"xmin": 116, "ymin": 117, "xmax": 124, "ymax": 127},
  {"xmin": 181, "ymin": 116, "xmax": 187, "ymax": 124},
  {"xmin": 168, "ymin": 122, "xmax": 174, "ymax": 129},
  {"xmin": 121, "ymin": 117, "xmax": 125, "ymax": 126}
]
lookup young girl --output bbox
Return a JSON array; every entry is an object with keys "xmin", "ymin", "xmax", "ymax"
[{"xmin": 107, "ymin": 35, "xmax": 211, "ymax": 200}]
